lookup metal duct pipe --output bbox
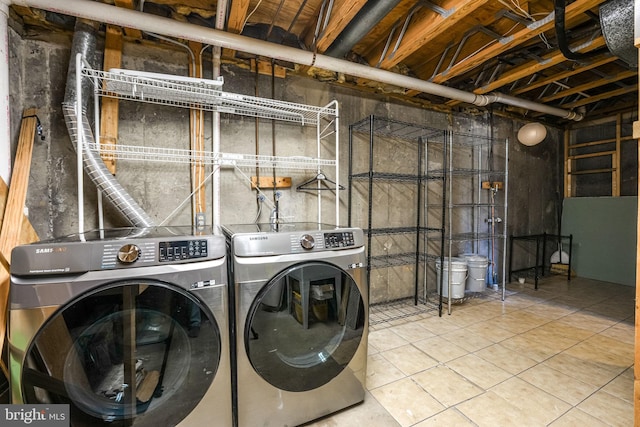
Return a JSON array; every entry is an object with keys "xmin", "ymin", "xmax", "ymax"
[
  {"xmin": 16, "ymin": 0, "xmax": 583, "ymax": 121},
  {"xmin": 63, "ymin": 19, "xmax": 155, "ymax": 228},
  {"xmin": 325, "ymin": 0, "xmax": 402, "ymax": 58},
  {"xmin": 599, "ymin": 0, "xmax": 637, "ymax": 67}
]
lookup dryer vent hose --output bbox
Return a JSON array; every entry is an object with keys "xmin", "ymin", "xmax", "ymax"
[{"xmin": 63, "ymin": 19, "xmax": 155, "ymax": 228}]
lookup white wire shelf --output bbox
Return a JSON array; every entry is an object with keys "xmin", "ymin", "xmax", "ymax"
[
  {"xmin": 83, "ymin": 68, "xmax": 338, "ymax": 126},
  {"xmin": 88, "ymin": 143, "xmax": 336, "ymax": 171}
]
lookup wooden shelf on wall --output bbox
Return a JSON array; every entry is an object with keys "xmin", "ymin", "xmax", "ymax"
[{"xmin": 564, "ymin": 113, "xmax": 630, "ymax": 198}]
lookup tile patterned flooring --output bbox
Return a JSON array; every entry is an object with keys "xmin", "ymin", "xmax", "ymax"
[{"xmin": 307, "ymin": 275, "xmax": 635, "ymax": 427}]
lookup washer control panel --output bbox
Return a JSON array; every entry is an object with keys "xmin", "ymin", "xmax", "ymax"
[
  {"xmin": 11, "ymin": 233, "xmax": 227, "ymax": 276},
  {"xmin": 159, "ymin": 239, "xmax": 208, "ymax": 262},
  {"xmin": 324, "ymin": 231, "xmax": 355, "ymax": 248}
]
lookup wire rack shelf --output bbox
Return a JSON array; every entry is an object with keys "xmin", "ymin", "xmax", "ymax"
[
  {"xmin": 87, "ymin": 143, "xmax": 335, "ymax": 171},
  {"xmin": 83, "ymin": 68, "xmax": 338, "ymax": 126}
]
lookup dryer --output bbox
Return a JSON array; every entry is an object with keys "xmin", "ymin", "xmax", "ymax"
[
  {"xmin": 9, "ymin": 227, "xmax": 231, "ymax": 427},
  {"xmin": 223, "ymin": 223, "xmax": 368, "ymax": 427}
]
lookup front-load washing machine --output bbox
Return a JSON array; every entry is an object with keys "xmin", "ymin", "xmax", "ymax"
[
  {"xmin": 223, "ymin": 223, "xmax": 368, "ymax": 427},
  {"xmin": 9, "ymin": 227, "xmax": 231, "ymax": 427}
]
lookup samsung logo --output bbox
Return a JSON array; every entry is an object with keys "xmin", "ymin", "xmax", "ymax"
[
  {"xmin": 35, "ymin": 247, "xmax": 66, "ymax": 254},
  {"xmin": 249, "ymin": 236, "xmax": 268, "ymax": 241}
]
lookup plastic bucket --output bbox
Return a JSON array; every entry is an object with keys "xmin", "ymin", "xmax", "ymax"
[
  {"xmin": 460, "ymin": 253, "xmax": 489, "ymax": 292},
  {"xmin": 435, "ymin": 257, "xmax": 468, "ymax": 299}
]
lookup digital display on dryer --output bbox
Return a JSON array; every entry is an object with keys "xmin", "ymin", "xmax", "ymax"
[
  {"xmin": 324, "ymin": 232, "xmax": 355, "ymax": 248},
  {"xmin": 159, "ymin": 240, "xmax": 208, "ymax": 261}
]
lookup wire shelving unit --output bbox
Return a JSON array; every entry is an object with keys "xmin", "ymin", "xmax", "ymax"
[{"xmin": 76, "ymin": 56, "xmax": 341, "ymax": 226}]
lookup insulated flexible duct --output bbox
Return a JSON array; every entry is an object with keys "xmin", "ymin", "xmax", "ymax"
[
  {"xmin": 599, "ymin": 0, "xmax": 637, "ymax": 67},
  {"xmin": 63, "ymin": 20, "xmax": 155, "ymax": 228}
]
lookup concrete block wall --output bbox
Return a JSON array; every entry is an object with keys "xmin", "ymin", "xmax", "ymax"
[{"xmin": 8, "ymin": 26, "xmax": 562, "ymax": 302}]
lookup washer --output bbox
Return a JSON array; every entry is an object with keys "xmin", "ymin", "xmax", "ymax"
[
  {"xmin": 9, "ymin": 226, "xmax": 232, "ymax": 427},
  {"xmin": 223, "ymin": 223, "xmax": 368, "ymax": 427}
]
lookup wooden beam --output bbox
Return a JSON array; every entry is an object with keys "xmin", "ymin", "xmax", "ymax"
[
  {"xmin": 0, "ymin": 108, "xmax": 39, "ymax": 378},
  {"xmin": 309, "ymin": 0, "xmax": 367, "ymax": 53},
  {"xmin": 511, "ymin": 55, "xmax": 616, "ymax": 96},
  {"xmin": 0, "ymin": 178, "xmax": 38, "ymax": 245},
  {"xmin": 252, "ymin": 59, "xmax": 287, "ymax": 78},
  {"xmin": 539, "ymin": 70, "xmax": 637, "ymax": 103},
  {"xmin": 225, "ymin": 0, "xmax": 251, "ymax": 58},
  {"xmin": 365, "ymin": 0, "xmax": 490, "ymax": 70},
  {"xmin": 227, "ymin": 0, "xmax": 251, "ymax": 33},
  {"xmin": 569, "ymin": 136, "xmax": 635, "ymax": 149},
  {"xmin": 568, "ymin": 150, "xmax": 617, "ymax": 160},
  {"xmin": 114, "ymin": 0, "xmax": 142, "ymax": 38},
  {"xmin": 561, "ymin": 84, "xmax": 638, "ymax": 109},
  {"xmin": 564, "ymin": 129, "xmax": 573, "ymax": 197},
  {"xmin": 431, "ymin": 0, "xmax": 605, "ymax": 85},
  {"xmin": 475, "ymin": 36, "xmax": 607, "ymax": 95},
  {"xmin": 441, "ymin": 35, "xmax": 606, "ymax": 105},
  {"xmin": 0, "ymin": 109, "xmax": 38, "ymax": 263},
  {"xmin": 614, "ymin": 114, "xmax": 621, "ymax": 196},
  {"xmin": 100, "ymin": 25, "xmax": 123, "ymax": 175},
  {"xmin": 567, "ymin": 168, "xmax": 616, "ymax": 175},
  {"xmin": 189, "ymin": 41, "xmax": 206, "ymax": 222}
]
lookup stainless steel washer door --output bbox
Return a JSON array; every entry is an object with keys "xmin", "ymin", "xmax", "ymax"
[
  {"xmin": 245, "ymin": 261, "xmax": 365, "ymax": 392},
  {"xmin": 19, "ymin": 279, "xmax": 221, "ymax": 427}
]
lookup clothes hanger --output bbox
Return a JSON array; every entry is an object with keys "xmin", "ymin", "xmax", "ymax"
[{"xmin": 296, "ymin": 171, "xmax": 345, "ymax": 191}]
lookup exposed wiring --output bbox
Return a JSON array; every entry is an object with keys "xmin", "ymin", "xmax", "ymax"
[
  {"xmin": 242, "ymin": 0, "xmax": 264, "ymax": 32},
  {"xmin": 498, "ymin": 0, "xmax": 552, "ymax": 48},
  {"xmin": 159, "ymin": 166, "xmax": 221, "ymax": 226},
  {"xmin": 233, "ymin": 166, "xmax": 277, "ymax": 210},
  {"xmin": 253, "ymin": 195, "xmax": 264, "ymax": 223}
]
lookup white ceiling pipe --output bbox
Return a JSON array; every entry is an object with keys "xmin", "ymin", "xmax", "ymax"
[
  {"xmin": 0, "ymin": 0, "xmax": 11, "ymax": 183},
  {"xmin": 212, "ymin": 0, "xmax": 226, "ymax": 230},
  {"xmin": 12, "ymin": 0, "xmax": 584, "ymax": 121},
  {"xmin": 486, "ymin": 92, "xmax": 582, "ymax": 121}
]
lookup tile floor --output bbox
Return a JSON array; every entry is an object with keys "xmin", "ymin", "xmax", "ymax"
[{"xmin": 307, "ymin": 275, "xmax": 635, "ymax": 427}]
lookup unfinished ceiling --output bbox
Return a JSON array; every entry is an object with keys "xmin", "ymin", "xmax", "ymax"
[{"xmin": 9, "ymin": 0, "xmax": 639, "ymax": 125}]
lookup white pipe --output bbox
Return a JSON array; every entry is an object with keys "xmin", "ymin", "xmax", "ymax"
[
  {"xmin": 75, "ymin": 52, "xmax": 84, "ymax": 234},
  {"xmin": 93, "ymin": 78, "xmax": 104, "ymax": 230},
  {"xmin": 0, "ymin": 0, "xmax": 10, "ymax": 183},
  {"xmin": 212, "ymin": 0, "xmax": 226, "ymax": 230},
  {"xmin": 13, "ymin": 0, "xmax": 584, "ymax": 121}
]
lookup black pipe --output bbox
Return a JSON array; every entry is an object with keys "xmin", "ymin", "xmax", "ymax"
[
  {"xmin": 554, "ymin": 0, "xmax": 606, "ymax": 61},
  {"xmin": 325, "ymin": 0, "xmax": 401, "ymax": 58}
]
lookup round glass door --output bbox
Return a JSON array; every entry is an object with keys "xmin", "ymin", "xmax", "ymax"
[
  {"xmin": 246, "ymin": 262, "xmax": 365, "ymax": 392},
  {"xmin": 21, "ymin": 280, "xmax": 220, "ymax": 427}
]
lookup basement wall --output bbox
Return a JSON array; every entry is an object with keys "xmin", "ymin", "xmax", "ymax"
[{"xmin": 7, "ymin": 26, "xmax": 563, "ymax": 301}]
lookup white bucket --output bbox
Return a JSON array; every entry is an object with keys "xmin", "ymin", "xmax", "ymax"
[
  {"xmin": 460, "ymin": 253, "xmax": 489, "ymax": 292},
  {"xmin": 435, "ymin": 257, "xmax": 468, "ymax": 299}
]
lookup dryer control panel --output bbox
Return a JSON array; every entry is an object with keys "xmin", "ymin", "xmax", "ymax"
[
  {"xmin": 324, "ymin": 231, "xmax": 355, "ymax": 248},
  {"xmin": 226, "ymin": 224, "xmax": 365, "ymax": 257},
  {"xmin": 159, "ymin": 239, "xmax": 208, "ymax": 262}
]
